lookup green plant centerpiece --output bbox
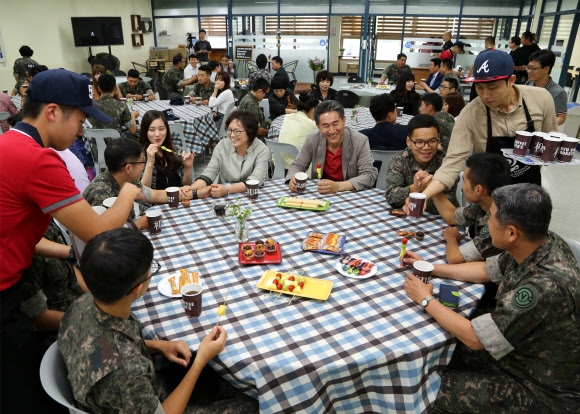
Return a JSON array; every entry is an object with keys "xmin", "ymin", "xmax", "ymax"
[{"xmin": 226, "ymin": 198, "xmax": 252, "ymax": 242}]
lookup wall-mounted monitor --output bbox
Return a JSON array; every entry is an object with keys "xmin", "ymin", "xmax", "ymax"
[{"xmin": 71, "ymin": 17, "xmax": 124, "ymax": 47}]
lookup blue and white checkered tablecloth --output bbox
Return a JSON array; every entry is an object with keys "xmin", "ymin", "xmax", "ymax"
[
  {"xmin": 10, "ymin": 95, "xmax": 22, "ymax": 110},
  {"xmin": 132, "ymin": 179, "xmax": 484, "ymax": 413},
  {"xmin": 268, "ymin": 108, "xmax": 413, "ymax": 142},
  {"xmin": 134, "ymin": 100, "xmax": 219, "ymax": 155}
]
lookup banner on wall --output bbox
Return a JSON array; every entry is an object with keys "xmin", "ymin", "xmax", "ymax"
[{"xmin": 0, "ymin": 32, "xmax": 6, "ymax": 63}]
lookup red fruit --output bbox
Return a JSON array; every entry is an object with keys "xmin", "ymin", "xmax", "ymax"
[
  {"xmin": 402, "ymin": 238, "xmax": 408, "ymax": 244},
  {"xmin": 298, "ymin": 282, "xmax": 304, "ymax": 288},
  {"xmin": 277, "ymin": 284, "xmax": 283, "ymax": 290},
  {"xmin": 288, "ymin": 276, "xmax": 295, "ymax": 281},
  {"xmin": 288, "ymin": 285, "xmax": 295, "ymax": 292},
  {"xmin": 276, "ymin": 273, "xmax": 282, "ymax": 278},
  {"xmin": 317, "ymin": 162, "xmax": 321, "ymax": 168}
]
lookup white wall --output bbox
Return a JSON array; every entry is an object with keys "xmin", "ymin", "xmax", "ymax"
[{"xmin": 0, "ymin": 0, "xmax": 154, "ymax": 91}]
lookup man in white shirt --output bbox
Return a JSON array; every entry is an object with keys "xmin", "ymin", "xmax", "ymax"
[{"xmin": 184, "ymin": 54, "xmax": 199, "ymax": 81}]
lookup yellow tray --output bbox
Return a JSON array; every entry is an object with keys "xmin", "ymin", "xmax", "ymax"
[{"xmin": 256, "ymin": 270, "xmax": 333, "ymax": 301}]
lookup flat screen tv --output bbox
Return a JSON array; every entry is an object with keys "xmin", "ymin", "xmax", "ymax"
[{"xmin": 71, "ymin": 17, "xmax": 124, "ymax": 47}]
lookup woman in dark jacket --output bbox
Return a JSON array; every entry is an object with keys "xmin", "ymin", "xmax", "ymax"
[
  {"xmin": 310, "ymin": 70, "xmax": 338, "ymax": 102},
  {"xmin": 390, "ymin": 72, "xmax": 420, "ymax": 116},
  {"xmin": 268, "ymin": 77, "xmax": 299, "ymax": 120}
]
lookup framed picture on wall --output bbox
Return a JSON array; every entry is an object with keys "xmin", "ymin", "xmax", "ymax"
[{"xmin": 0, "ymin": 32, "xmax": 6, "ymax": 63}]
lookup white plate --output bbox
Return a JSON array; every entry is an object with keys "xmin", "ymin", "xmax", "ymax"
[
  {"xmin": 334, "ymin": 256, "xmax": 377, "ymax": 279},
  {"xmin": 158, "ymin": 273, "xmax": 203, "ymax": 298},
  {"xmin": 102, "ymin": 197, "xmax": 117, "ymax": 208}
]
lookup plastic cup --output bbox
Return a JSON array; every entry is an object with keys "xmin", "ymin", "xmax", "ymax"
[
  {"xmin": 413, "ymin": 261, "xmax": 434, "ymax": 283},
  {"xmin": 396, "ymin": 107, "xmax": 404, "ymax": 117},
  {"xmin": 540, "ymin": 137, "xmax": 562, "ymax": 163},
  {"xmin": 295, "ymin": 172, "xmax": 308, "ymax": 193},
  {"xmin": 529, "ymin": 132, "xmax": 547, "ymax": 157},
  {"xmin": 408, "ymin": 192, "xmax": 426, "ymax": 218},
  {"xmin": 146, "ymin": 210, "xmax": 162, "ymax": 234},
  {"xmin": 557, "ymin": 137, "xmax": 579, "ymax": 163},
  {"xmin": 212, "ymin": 202, "xmax": 227, "ymax": 217},
  {"xmin": 246, "ymin": 179, "xmax": 259, "ymax": 200},
  {"xmin": 513, "ymin": 130, "xmax": 534, "ymax": 156},
  {"xmin": 166, "ymin": 186, "xmax": 180, "ymax": 208},
  {"xmin": 181, "ymin": 283, "xmax": 203, "ymax": 317}
]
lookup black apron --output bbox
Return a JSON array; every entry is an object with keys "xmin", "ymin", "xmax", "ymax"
[{"xmin": 485, "ymin": 98, "xmax": 541, "ymax": 185}]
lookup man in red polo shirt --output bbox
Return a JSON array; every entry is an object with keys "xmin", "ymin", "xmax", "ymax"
[
  {"xmin": 285, "ymin": 100, "xmax": 377, "ymax": 193},
  {"xmin": 0, "ymin": 69, "xmax": 143, "ymax": 413}
]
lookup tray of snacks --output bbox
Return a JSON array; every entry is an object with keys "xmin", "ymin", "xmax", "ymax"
[
  {"xmin": 277, "ymin": 197, "xmax": 330, "ymax": 211},
  {"xmin": 158, "ymin": 269, "xmax": 202, "ymax": 298},
  {"xmin": 257, "ymin": 270, "xmax": 333, "ymax": 300},
  {"xmin": 239, "ymin": 239, "xmax": 282, "ymax": 264},
  {"xmin": 376, "ymin": 84, "xmax": 390, "ymax": 90},
  {"xmin": 335, "ymin": 254, "xmax": 377, "ymax": 279},
  {"xmin": 302, "ymin": 231, "xmax": 346, "ymax": 255}
]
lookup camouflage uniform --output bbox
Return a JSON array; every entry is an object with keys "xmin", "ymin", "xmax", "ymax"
[
  {"xmin": 433, "ymin": 111, "xmax": 455, "ymax": 154},
  {"xmin": 118, "ymin": 80, "xmax": 154, "ymax": 99},
  {"xmin": 385, "ymin": 147, "xmax": 458, "ymax": 214},
  {"xmin": 434, "ymin": 232, "xmax": 580, "ymax": 413},
  {"xmin": 454, "ymin": 204, "xmax": 503, "ymax": 262},
  {"xmin": 248, "ymin": 69, "xmax": 271, "ymax": 91},
  {"xmin": 58, "ymin": 293, "xmax": 258, "ymax": 414},
  {"xmin": 82, "ymin": 170, "xmax": 152, "ymax": 218},
  {"xmin": 442, "ymin": 72, "xmax": 462, "ymax": 92},
  {"xmin": 92, "ymin": 53, "xmax": 121, "ymax": 71},
  {"xmin": 381, "ymin": 63, "xmax": 413, "ymax": 84},
  {"xmin": 163, "ymin": 66, "xmax": 186, "ymax": 99},
  {"xmin": 19, "ymin": 221, "xmax": 83, "ymax": 347},
  {"xmin": 238, "ymin": 92, "xmax": 267, "ymax": 129},
  {"xmin": 189, "ymin": 81, "xmax": 215, "ymax": 102},
  {"xmin": 13, "ymin": 56, "xmax": 38, "ymax": 80}
]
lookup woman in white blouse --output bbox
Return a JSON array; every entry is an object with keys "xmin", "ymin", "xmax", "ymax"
[{"xmin": 208, "ymin": 71, "xmax": 236, "ymax": 131}]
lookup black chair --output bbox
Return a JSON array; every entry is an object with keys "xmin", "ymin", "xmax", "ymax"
[
  {"xmin": 310, "ymin": 83, "xmax": 318, "ymax": 92},
  {"xmin": 348, "ymin": 75, "xmax": 365, "ymax": 83},
  {"xmin": 156, "ymin": 81, "xmax": 169, "ymax": 100},
  {"xmin": 282, "ymin": 60, "xmax": 298, "ymax": 81},
  {"xmin": 113, "ymin": 70, "xmax": 127, "ymax": 76},
  {"xmin": 338, "ymin": 90, "xmax": 360, "ymax": 108},
  {"xmin": 132, "ymin": 62, "xmax": 148, "ymax": 75},
  {"xmin": 289, "ymin": 79, "xmax": 297, "ymax": 94}
]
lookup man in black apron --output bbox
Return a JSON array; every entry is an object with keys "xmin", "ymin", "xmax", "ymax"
[{"xmin": 408, "ymin": 49, "xmax": 557, "ymax": 212}]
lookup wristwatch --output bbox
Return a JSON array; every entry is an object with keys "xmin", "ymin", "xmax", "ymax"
[
  {"xmin": 66, "ymin": 247, "xmax": 77, "ymax": 263},
  {"xmin": 192, "ymin": 189, "xmax": 198, "ymax": 200},
  {"xmin": 420, "ymin": 295, "xmax": 435, "ymax": 311}
]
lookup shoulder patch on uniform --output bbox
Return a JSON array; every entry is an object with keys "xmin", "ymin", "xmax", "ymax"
[
  {"xmin": 480, "ymin": 224, "xmax": 489, "ymax": 235},
  {"xmin": 513, "ymin": 284, "xmax": 539, "ymax": 309}
]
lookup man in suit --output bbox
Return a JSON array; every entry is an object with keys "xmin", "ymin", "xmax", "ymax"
[
  {"xmin": 418, "ymin": 58, "xmax": 444, "ymax": 93},
  {"xmin": 271, "ymin": 56, "xmax": 289, "ymax": 86}
]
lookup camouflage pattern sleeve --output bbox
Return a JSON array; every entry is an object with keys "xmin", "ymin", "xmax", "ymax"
[
  {"xmin": 434, "ymin": 112, "xmax": 455, "ymax": 154},
  {"xmin": 163, "ymin": 68, "xmax": 183, "ymax": 99},
  {"xmin": 460, "ymin": 203, "xmax": 484, "ymax": 227},
  {"xmin": 384, "ymin": 152, "xmax": 412, "ymax": 208},
  {"xmin": 121, "ymin": 105, "xmax": 135, "ymax": 130}
]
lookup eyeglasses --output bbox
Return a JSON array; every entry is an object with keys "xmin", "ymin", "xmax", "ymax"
[
  {"xmin": 440, "ymin": 86, "xmax": 452, "ymax": 90},
  {"xmin": 124, "ymin": 160, "xmax": 147, "ymax": 167},
  {"xmin": 227, "ymin": 129, "xmax": 245, "ymax": 137},
  {"xmin": 410, "ymin": 138, "xmax": 439, "ymax": 149},
  {"xmin": 526, "ymin": 66, "xmax": 541, "ymax": 72},
  {"xmin": 125, "ymin": 259, "xmax": 160, "ymax": 295}
]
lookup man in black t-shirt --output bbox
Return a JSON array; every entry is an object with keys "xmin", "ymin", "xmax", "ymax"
[{"xmin": 194, "ymin": 29, "xmax": 212, "ymax": 63}]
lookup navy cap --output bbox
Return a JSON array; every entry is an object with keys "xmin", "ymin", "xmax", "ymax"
[
  {"xmin": 27, "ymin": 69, "xmax": 113, "ymax": 123},
  {"xmin": 453, "ymin": 41, "xmax": 465, "ymax": 51},
  {"xmin": 162, "ymin": 108, "xmax": 180, "ymax": 121},
  {"xmin": 464, "ymin": 50, "xmax": 514, "ymax": 83}
]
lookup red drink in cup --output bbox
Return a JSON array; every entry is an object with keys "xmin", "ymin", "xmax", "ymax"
[{"xmin": 181, "ymin": 283, "xmax": 203, "ymax": 317}]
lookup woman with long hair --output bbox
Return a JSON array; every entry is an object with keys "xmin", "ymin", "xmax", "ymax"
[
  {"xmin": 278, "ymin": 91, "xmax": 319, "ymax": 169},
  {"xmin": 442, "ymin": 92, "xmax": 466, "ymax": 118},
  {"xmin": 390, "ymin": 72, "xmax": 420, "ymax": 115},
  {"xmin": 208, "ymin": 71, "xmax": 235, "ymax": 131},
  {"xmin": 91, "ymin": 65, "xmax": 107, "ymax": 100},
  {"xmin": 139, "ymin": 110, "xmax": 193, "ymax": 189}
]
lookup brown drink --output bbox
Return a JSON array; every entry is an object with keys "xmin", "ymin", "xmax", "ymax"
[
  {"xmin": 166, "ymin": 186, "xmax": 180, "ymax": 208},
  {"xmin": 557, "ymin": 137, "xmax": 579, "ymax": 163},
  {"xmin": 540, "ymin": 137, "xmax": 561, "ymax": 162},
  {"xmin": 146, "ymin": 210, "xmax": 162, "ymax": 234},
  {"xmin": 408, "ymin": 192, "xmax": 426, "ymax": 218},
  {"xmin": 246, "ymin": 179, "xmax": 259, "ymax": 200},
  {"xmin": 529, "ymin": 132, "xmax": 547, "ymax": 157},
  {"xmin": 295, "ymin": 172, "xmax": 308, "ymax": 193},
  {"xmin": 181, "ymin": 283, "xmax": 203, "ymax": 317},
  {"xmin": 413, "ymin": 261, "xmax": 434, "ymax": 283},
  {"xmin": 513, "ymin": 130, "xmax": 534, "ymax": 156}
]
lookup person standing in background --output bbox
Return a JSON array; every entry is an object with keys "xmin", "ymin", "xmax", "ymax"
[{"xmin": 194, "ymin": 29, "xmax": 212, "ymax": 63}]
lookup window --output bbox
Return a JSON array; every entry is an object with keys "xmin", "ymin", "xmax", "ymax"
[
  {"xmin": 200, "ymin": 17, "xmax": 227, "ymax": 36},
  {"xmin": 265, "ymin": 16, "xmax": 329, "ymax": 36}
]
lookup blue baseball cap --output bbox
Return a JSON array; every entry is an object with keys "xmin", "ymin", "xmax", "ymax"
[
  {"xmin": 464, "ymin": 50, "xmax": 514, "ymax": 83},
  {"xmin": 27, "ymin": 69, "xmax": 113, "ymax": 123}
]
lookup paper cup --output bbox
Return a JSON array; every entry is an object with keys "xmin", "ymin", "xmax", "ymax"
[
  {"xmin": 144, "ymin": 95, "xmax": 149, "ymax": 102},
  {"xmin": 540, "ymin": 137, "xmax": 562, "ymax": 162},
  {"xmin": 295, "ymin": 172, "xmax": 308, "ymax": 193},
  {"xmin": 102, "ymin": 197, "xmax": 117, "ymax": 208},
  {"xmin": 195, "ymin": 97, "xmax": 202, "ymax": 106},
  {"xmin": 246, "ymin": 179, "xmax": 259, "ymax": 200},
  {"xmin": 549, "ymin": 132, "xmax": 567, "ymax": 140},
  {"xmin": 166, "ymin": 186, "xmax": 180, "ymax": 208},
  {"xmin": 184, "ymin": 96, "xmax": 190, "ymax": 105},
  {"xmin": 513, "ymin": 130, "xmax": 534, "ymax": 156},
  {"xmin": 529, "ymin": 132, "xmax": 547, "ymax": 157},
  {"xmin": 396, "ymin": 107, "xmax": 404, "ymax": 117},
  {"xmin": 408, "ymin": 192, "xmax": 426, "ymax": 218},
  {"xmin": 557, "ymin": 137, "xmax": 578, "ymax": 163},
  {"xmin": 181, "ymin": 283, "xmax": 203, "ymax": 317},
  {"xmin": 146, "ymin": 210, "xmax": 162, "ymax": 234},
  {"xmin": 212, "ymin": 202, "xmax": 227, "ymax": 217},
  {"xmin": 413, "ymin": 261, "xmax": 434, "ymax": 283}
]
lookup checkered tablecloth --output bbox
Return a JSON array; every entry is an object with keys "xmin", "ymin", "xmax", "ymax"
[
  {"xmin": 268, "ymin": 108, "xmax": 413, "ymax": 142},
  {"xmin": 132, "ymin": 180, "xmax": 484, "ymax": 413},
  {"xmin": 134, "ymin": 100, "xmax": 219, "ymax": 155},
  {"xmin": 11, "ymin": 95, "xmax": 22, "ymax": 110}
]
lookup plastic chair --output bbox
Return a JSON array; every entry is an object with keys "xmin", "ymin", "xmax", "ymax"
[
  {"xmin": 564, "ymin": 238, "xmax": 580, "ymax": 264},
  {"xmin": 371, "ymin": 150, "xmax": 400, "ymax": 190},
  {"xmin": 113, "ymin": 70, "xmax": 126, "ymax": 76},
  {"xmin": 0, "ymin": 111, "xmax": 9, "ymax": 120},
  {"xmin": 282, "ymin": 60, "xmax": 298, "ymax": 81},
  {"xmin": 218, "ymin": 102, "xmax": 237, "ymax": 140},
  {"xmin": 246, "ymin": 61, "xmax": 257, "ymax": 74},
  {"xmin": 168, "ymin": 122, "xmax": 185, "ymax": 149},
  {"xmin": 560, "ymin": 106, "xmax": 580, "ymax": 139},
  {"xmin": 53, "ymin": 219, "xmax": 72, "ymax": 246},
  {"xmin": 348, "ymin": 75, "xmax": 365, "ymax": 83},
  {"xmin": 265, "ymin": 140, "xmax": 299, "ymax": 179},
  {"xmin": 456, "ymin": 171, "xmax": 467, "ymax": 208},
  {"xmin": 40, "ymin": 342, "xmax": 90, "ymax": 414},
  {"xmin": 289, "ymin": 80, "xmax": 297, "ymax": 94},
  {"xmin": 84, "ymin": 129, "xmax": 121, "ymax": 174},
  {"xmin": 259, "ymin": 98, "xmax": 270, "ymax": 121},
  {"xmin": 338, "ymin": 90, "xmax": 360, "ymax": 109}
]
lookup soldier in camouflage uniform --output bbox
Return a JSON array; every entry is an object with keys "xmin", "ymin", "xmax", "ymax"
[
  {"xmin": 385, "ymin": 115, "xmax": 458, "ymax": 214},
  {"xmin": 379, "ymin": 53, "xmax": 413, "ymax": 85},
  {"xmin": 238, "ymin": 78, "xmax": 271, "ymax": 137},
  {"xmin": 19, "ymin": 221, "xmax": 83, "ymax": 348},
  {"xmin": 118, "ymin": 69, "xmax": 155, "ymax": 101},
  {"xmin": 188, "ymin": 65, "xmax": 215, "ymax": 104},
  {"xmin": 163, "ymin": 54, "xmax": 196, "ymax": 99},
  {"xmin": 402, "ymin": 184, "xmax": 580, "ymax": 413},
  {"xmin": 419, "ymin": 93, "xmax": 455, "ymax": 154},
  {"xmin": 58, "ymin": 228, "xmax": 258, "ymax": 414},
  {"xmin": 13, "ymin": 45, "xmax": 38, "ymax": 82}
]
